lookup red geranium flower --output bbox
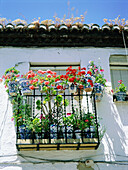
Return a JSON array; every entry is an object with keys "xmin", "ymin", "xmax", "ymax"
[
  {"xmin": 79, "ymin": 84, "xmax": 83, "ymax": 89},
  {"xmin": 81, "ymin": 71, "xmax": 86, "ymax": 75},
  {"xmin": 85, "ymin": 119, "xmax": 89, "ymax": 122},
  {"xmin": 67, "ymin": 113, "xmax": 71, "ymax": 116},
  {"xmin": 55, "ymin": 78, "xmax": 60, "ymax": 82},
  {"xmin": 77, "ymin": 72, "xmax": 82, "ymax": 76},
  {"xmin": 38, "ymin": 70, "xmax": 43, "ymax": 74},
  {"xmin": 29, "ymin": 85, "xmax": 35, "ymax": 90},
  {"xmin": 45, "ymin": 81, "xmax": 50, "ymax": 85},
  {"xmin": 111, "ymin": 89, "xmax": 114, "ymax": 93},
  {"xmin": 87, "ymin": 79, "xmax": 92, "ymax": 83},
  {"xmin": 78, "ymin": 66, "xmax": 81, "ymax": 70},
  {"xmin": 90, "ymin": 82, "xmax": 93, "ymax": 87},
  {"xmin": 81, "ymin": 67, "xmax": 86, "ymax": 70},
  {"xmin": 57, "ymin": 85, "xmax": 63, "ymax": 90},
  {"xmin": 66, "ymin": 66, "xmax": 72, "ymax": 72},
  {"xmin": 27, "ymin": 74, "xmax": 31, "ymax": 79},
  {"xmin": 47, "ymin": 74, "xmax": 52, "ymax": 78},
  {"xmin": 87, "ymin": 71, "xmax": 92, "ymax": 75}
]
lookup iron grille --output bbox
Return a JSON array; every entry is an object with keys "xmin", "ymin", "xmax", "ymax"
[{"xmin": 16, "ymin": 87, "xmax": 100, "ymax": 151}]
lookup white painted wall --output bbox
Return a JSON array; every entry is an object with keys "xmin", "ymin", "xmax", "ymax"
[{"xmin": 0, "ymin": 47, "xmax": 128, "ymax": 170}]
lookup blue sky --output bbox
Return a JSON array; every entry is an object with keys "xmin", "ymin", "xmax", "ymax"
[{"xmin": 0, "ymin": 0, "xmax": 128, "ymax": 26}]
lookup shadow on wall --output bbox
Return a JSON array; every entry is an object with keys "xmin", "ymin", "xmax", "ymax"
[
  {"xmin": 96, "ymin": 92, "xmax": 127, "ymax": 160},
  {"xmin": 115, "ymin": 103, "xmax": 128, "ymax": 126}
]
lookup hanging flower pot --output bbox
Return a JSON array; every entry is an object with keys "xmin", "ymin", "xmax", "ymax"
[
  {"xmin": 19, "ymin": 125, "xmax": 31, "ymax": 139},
  {"xmin": 74, "ymin": 87, "xmax": 83, "ymax": 101},
  {"xmin": 84, "ymin": 126, "xmax": 95, "ymax": 138},
  {"xmin": 68, "ymin": 83, "xmax": 77, "ymax": 93},
  {"xmin": 62, "ymin": 126, "xmax": 73, "ymax": 139},
  {"xmin": 95, "ymin": 95, "xmax": 103, "ymax": 102},
  {"xmin": 19, "ymin": 78, "xmax": 32, "ymax": 95},
  {"xmin": 50, "ymin": 124, "xmax": 58, "ymax": 139},
  {"xmin": 114, "ymin": 92, "xmax": 126, "ymax": 101},
  {"xmin": 8, "ymin": 81, "xmax": 18, "ymax": 96},
  {"xmin": 94, "ymin": 83, "xmax": 103, "ymax": 96},
  {"xmin": 84, "ymin": 86, "xmax": 93, "ymax": 92},
  {"xmin": 84, "ymin": 76, "xmax": 93, "ymax": 92}
]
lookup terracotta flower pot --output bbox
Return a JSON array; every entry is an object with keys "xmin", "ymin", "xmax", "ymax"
[{"xmin": 84, "ymin": 87, "xmax": 93, "ymax": 92}]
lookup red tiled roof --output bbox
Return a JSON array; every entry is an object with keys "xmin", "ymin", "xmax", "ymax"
[{"xmin": 0, "ymin": 23, "xmax": 128, "ymax": 47}]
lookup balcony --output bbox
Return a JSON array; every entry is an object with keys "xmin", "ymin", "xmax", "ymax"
[{"xmin": 16, "ymin": 87, "xmax": 100, "ymax": 151}]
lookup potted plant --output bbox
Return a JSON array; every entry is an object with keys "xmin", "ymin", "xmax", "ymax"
[
  {"xmin": 87, "ymin": 60, "xmax": 106, "ymax": 101},
  {"xmin": 113, "ymin": 80, "xmax": 127, "ymax": 101},
  {"xmin": 11, "ymin": 94, "xmax": 32, "ymax": 139},
  {"xmin": 25, "ymin": 117, "xmax": 42, "ymax": 143},
  {"xmin": 36, "ymin": 95, "xmax": 69, "ymax": 140},
  {"xmin": 2, "ymin": 67, "xmax": 20, "ymax": 96},
  {"xmin": 40, "ymin": 114, "xmax": 50, "ymax": 139},
  {"xmin": 19, "ymin": 70, "xmax": 37, "ymax": 95},
  {"xmin": 63, "ymin": 110, "xmax": 97, "ymax": 139}
]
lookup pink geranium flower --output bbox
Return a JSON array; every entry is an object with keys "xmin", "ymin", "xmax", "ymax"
[
  {"xmin": 11, "ymin": 117, "xmax": 14, "ymax": 121},
  {"xmin": 118, "ymin": 80, "xmax": 123, "ymax": 84},
  {"xmin": 94, "ymin": 69, "xmax": 98, "ymax": 72}
]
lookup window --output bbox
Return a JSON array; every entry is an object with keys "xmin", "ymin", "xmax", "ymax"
[
  {"xmin": 109, "ymin": 55, "xmax": 128, "ymax": 90},
  {"xmin": 30, "ymin": 62, "xmax": 80, "ymax": 74}
]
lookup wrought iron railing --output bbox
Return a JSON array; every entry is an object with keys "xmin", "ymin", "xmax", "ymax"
[{"xmin": 16, "ymin": 87, "xmax": 100, "ymax": 150}]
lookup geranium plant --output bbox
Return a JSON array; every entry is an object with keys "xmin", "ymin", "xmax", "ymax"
[
  {"xmin": 63, "ymin": 108, "xmax": 96, "ymax": 131},
  {"xmin": 88, "ymin": 60, "xmax": 106, "ymax": 86},
  {"xmin": 2, "ymin": 67, "xmax": 20, "ymax": 91},
  {"xmin": 115, "ymin": 80, "xmax": 127, "ymax": 93}
]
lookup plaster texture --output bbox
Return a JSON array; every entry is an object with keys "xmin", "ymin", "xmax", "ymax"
[{"xmin": 0, "ymin": 47, "xmax": 128, "ymax": 170}]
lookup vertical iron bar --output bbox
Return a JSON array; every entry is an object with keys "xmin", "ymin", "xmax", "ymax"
[
  {"xmin": 49, "ymin": 90, "xmax": 51, "ymax": 144},
  {"xmin": 71, "ymin": 93, "xmax": 75, "ymax": 139},
  {"xmin": 86, "ymin": 92, "xmax": 89, "ymax": 114},
  {"xmin": 64, "ymin": 91, "xmax": 67, "ymax": 143},
  {"xmin": 33, "ymin": 89, "xmax": 35, "ymax": 117},
  {"xmin": 57, "ymin": 93, "xmax": 59, "ymax": 140},
  {"xmin": 41, "ymin": 93, "xmax": 43, "ymax": 141},
  {"xmin": 71, "ymin": 93, "xmax": 74, "ymax": 114},
  {"xmin": 93, "ymin": 93, "xmax": 100, "ymax": 145},
  {"xmin": 78, "ymin": 88, "xmax": 83, "ymax": 142},
  {"xmin": 86, "ymin": 92, "xmax": 91, "ymax": 138}
]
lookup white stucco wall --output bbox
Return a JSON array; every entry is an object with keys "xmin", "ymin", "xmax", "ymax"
[{"xmin": 0, "ymin": 47, "xmax": 128, "ymax": 170}]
